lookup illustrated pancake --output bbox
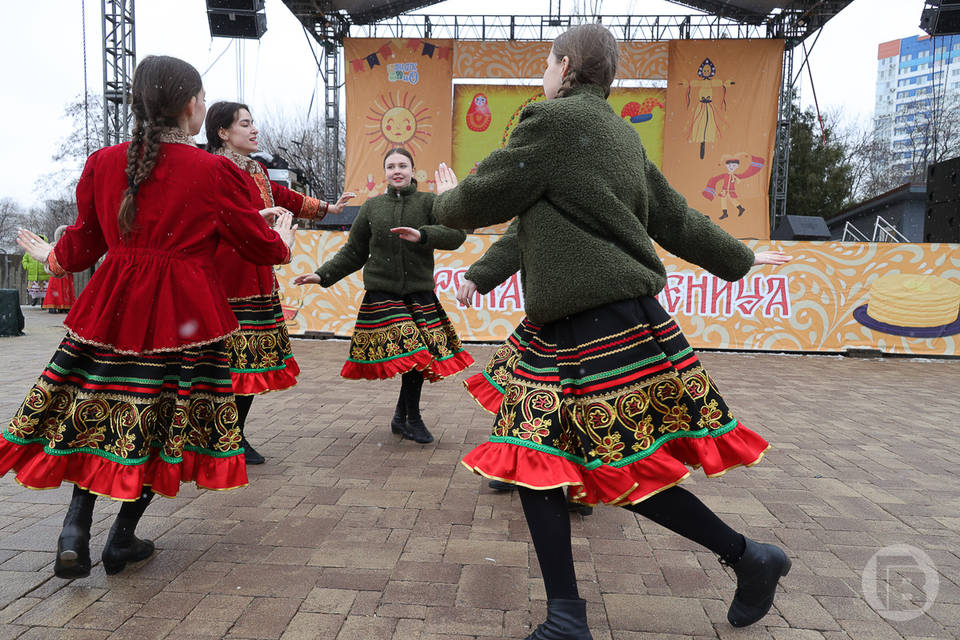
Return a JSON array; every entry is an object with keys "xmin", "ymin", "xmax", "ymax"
[{"xmin": 853, "ymin": 273, "xmax": 960, "ymax": 338}]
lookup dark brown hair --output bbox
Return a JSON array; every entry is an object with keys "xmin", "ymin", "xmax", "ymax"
[
  {"xmin": 117, "ymin": 55, "xmax": 203, "ymax": 235},
  {"xmin": 552, "ymin": 23, "xmax": 619, "ymax": 99},
  {"xmin": 383, "ymin": 147, "xmax": 414, "ymax": 168},
  {"xmin": 204, "ymin": 101, "xmax": 251, "ymax": 153}
]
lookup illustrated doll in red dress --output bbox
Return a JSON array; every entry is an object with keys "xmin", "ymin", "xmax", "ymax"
[
  {"xmin": 6, "ymin": 55, "xmax": 296, "ymax": 580},
  {"xmin": 203, "ymin": 101, "xmax": 354, "ymax": 464}
]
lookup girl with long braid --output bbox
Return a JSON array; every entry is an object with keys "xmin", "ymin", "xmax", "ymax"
[
  {"xmin": 4, "ymin": 55, "xmax": 296, "ymax": 579},
  {"xmin": 203, "ymin": 101, "xmax": 354, "ymax": 464}
]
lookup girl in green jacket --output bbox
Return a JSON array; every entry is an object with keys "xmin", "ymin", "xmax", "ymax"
[
  {"xmin": 434, "ymin": 23, "xmax": 793, "ymax": 640},
  {"xmin": 294, "ymin": 148, "xmax": 474, "ymax": 444}
]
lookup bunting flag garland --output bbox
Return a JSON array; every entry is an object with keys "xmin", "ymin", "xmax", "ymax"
[{"xmin": 349, "ymin": 39, "xmax": 451, "ymax": 72}]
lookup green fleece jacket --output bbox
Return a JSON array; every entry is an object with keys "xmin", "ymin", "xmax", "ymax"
[
  {"xmin": 315, "ymin": 181, "xmax": 467, "ymax": 295},
  {"xmin": 464, "ymin": 219, "xmax": 520, "ymax": 295},
  {"xmin": 434, "ymin": 84, "xmax": 756, "ymax": 324}
]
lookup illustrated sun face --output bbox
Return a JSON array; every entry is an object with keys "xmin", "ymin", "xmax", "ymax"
[
  {"xmin": 366, "ymin": 92, "xmax": 431, "ymax": 153},
  {"xmin": 381, "ymin": 106, "xmax": 416, "ymax": 144}
]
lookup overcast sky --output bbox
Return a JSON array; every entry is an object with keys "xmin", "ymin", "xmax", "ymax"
[{"xmin": 0, "ymin": 0, "xmax": 928, "ymax": 208}]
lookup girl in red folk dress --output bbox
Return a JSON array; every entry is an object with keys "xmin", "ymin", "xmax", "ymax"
[
  {"xmin": 293, "ymin": 148, "xmax": 474, "ymax": 445},
  {"xmin": 4, "ymin": 56, "xmax": 296, "ymax": 580},
  {"xmin": 42, "ymin": 225, "xmax": 76, "ymax": 313},
  {"xmin": 203, "ymin": 101, "xmax": 355, "ymax": 465},
  {"xmin": 433, "ymin": 25, "xmax": 793, "ymax": 638}
]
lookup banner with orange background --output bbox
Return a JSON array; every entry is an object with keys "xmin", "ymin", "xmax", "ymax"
[
  {"xmin": 662, "ymin": 39, "xmax": 784, "ymax": 240},
  {"xmin": 343, "ymin": 38, "xmax": 453, "ymax": 204},
  {"xmin": 277, "ymin": 232, "xmax": 960, "ymax": 357}
]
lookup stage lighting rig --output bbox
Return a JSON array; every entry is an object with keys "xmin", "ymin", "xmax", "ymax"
[{"xmin": 207, "ymin": 0, "xmax": 267, "ymax": 39}]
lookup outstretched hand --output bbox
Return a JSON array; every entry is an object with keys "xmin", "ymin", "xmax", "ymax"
[
  {"xmin": 434, "ymin": 162, "xmax": 458, "ymax": 195},
  {"xmin": 329, "ymin": 192, "xmax": 357, "ymax": 215},
  {"xmin": 292, "ymin": 273, "xmax": 322, "ymax": 286},
  {"xmin": 753, "ymin": 250, "xmax": 792, "ymax": 266},
  {"xmin": 390, "ymin": 227, "xmax": 421, "ymax": 243},
  {"xmin": 457, "ymin": 279, "xmax": 478, "ymax": 308},
  {"xmin": 17, "ymin": 228, "xmax": 52, "ymax": 263}
]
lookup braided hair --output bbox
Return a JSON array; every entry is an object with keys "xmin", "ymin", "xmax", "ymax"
[
  {"xmin": 117, "ymin": 55, "xmax": 203, "ymax": 235},
  {"xmin": 552, "ymin": 23, "xmax": 619, "ymax": 99}
]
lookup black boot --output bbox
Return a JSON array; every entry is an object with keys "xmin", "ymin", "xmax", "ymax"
[
  {"xmin": 725, "ymin": 538, "xmax": 791, "ymax": 627},
  {"xmin": 737, "ymin": 204, "xmax": 746, "ymax": 216},
  {"xmin": 719, "ymin": 209, "xmax": 729, "ymax": 220},
  {"xmin": 526, "ymin": 598, "xmax": 593, "ymax": 639},
  {"xmin": 236, "ymin": 395, "xmax": 264, "ymax": 465},
  {"xmin": 489, "ymin": 479, "xmax": 517, "ymax": 491},
  {"xmin": 102, "ymin": 489, "xmax": 156, "ymax": 575},
  {"xmin": 390, "ymin": 390, "xmax": 406, "ymax": 435},
  {"xmin": 401, "ymin": 371, "xmax": 433, "ymax": 444},
  {"xmin": 54, "ymin": 486, "xmax": 97, "ymax": 579}
]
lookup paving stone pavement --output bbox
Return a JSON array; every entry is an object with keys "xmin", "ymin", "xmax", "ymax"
[{"xmin": 0, "ymin": 306, "xmax": 957, "ymax": 640}]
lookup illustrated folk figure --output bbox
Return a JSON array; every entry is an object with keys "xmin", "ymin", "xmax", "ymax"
[
  {"xmin": 702, "ymin": 153, "xmax": 765, "ymax": 220},
  {"xmin": 679, "ymin": 58, "xmax": 735, "ymax": 160}
]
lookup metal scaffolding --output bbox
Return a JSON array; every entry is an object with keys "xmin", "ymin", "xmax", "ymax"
[
  {"xmin": 770, "ymin": 44, "xmax": 794, "ymax": 231},
  {"xmin": 101, "ymin": 0, "xmax": 136, "ymax": 147}
]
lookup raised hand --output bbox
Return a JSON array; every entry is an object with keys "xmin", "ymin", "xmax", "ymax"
[
  {"xmin": 753, "ymin": 250, "xmax": 792, "ymax": 266},
  {"xmin": 434, "ymin": 162, "xmax": 458, "ymax": 195},
  {"xmin": 329, "ymin": 192, "xmax": 357, "ymax": 215},
  {"xmin": 17, "ymin": 228, "xmax": 52, "ymax": 263},
  {"xmin": 273, "ymin": 212, "xmax": 298, "ymax": 249}
]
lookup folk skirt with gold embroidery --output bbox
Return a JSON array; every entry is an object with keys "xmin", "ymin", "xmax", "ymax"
[
  {"xmin": 225, "ymin": 292, "xmax": 300, "ymax": 396},
  {"xmin": 0, "ymin": 336, "xmax": 248, "ymax": 501},
  {"xmin": 341, "ymin": 290, "xmax": 474, "ymax": 381},
  {"xmin": 461, "ymin": 297, "xmax": 769, "ymax": 506}
]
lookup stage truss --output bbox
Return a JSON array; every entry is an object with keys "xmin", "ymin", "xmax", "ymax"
[{"xmin": 283, "ymin": 2, "xmax": 852, "ymax": 230}]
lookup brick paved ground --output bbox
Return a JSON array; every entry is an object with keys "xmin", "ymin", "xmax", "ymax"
[{"xmin": 0, "ymin": 306, "xmax": 957, "ymax": 640}]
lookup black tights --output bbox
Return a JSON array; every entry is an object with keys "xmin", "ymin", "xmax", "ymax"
[
  {"xmin": 518, "ymin": 485, "xmax": 746, "ymax": 600},
  {"xmin": 236, "ymin": 394, "xmax": 254, "ymax": 434},
  {"xmin": 395, "ymin": 370, "xmax": 424, "ymax": 421}
]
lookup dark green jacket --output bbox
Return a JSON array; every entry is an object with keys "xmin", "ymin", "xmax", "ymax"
[
  {"xmin": 315, "ymin": 181, "xmax": 467, "ymax": 295},
  {"xmin": 434, "ymin": 84, "xmax": 756, "ymax": 324},
  {"xmin": 465, "ymin": 219, "xmax": 519, "ymax": 295}
]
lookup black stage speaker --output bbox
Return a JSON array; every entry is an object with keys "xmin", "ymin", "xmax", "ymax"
[
  {"xmin": 0, "ymin": 289, "xmax": 24, "ymax": 337},
  {"xmin": 924, "ymin": 200, "xmax": 960, "ymax": 242},
  {"xmin": 921, "ymin": 0, "xmax": 960, "ymax": 36},
  {"xmin": 771, "ymin": 215, "xmax": 832, "ymax": 241},
  {"xmin": 927, "ymin": 156, "xmax": 960, "ymax": 204},
  {"xmin": 206, "ymin": 0, "xmax": 266, "ymax": 39}
]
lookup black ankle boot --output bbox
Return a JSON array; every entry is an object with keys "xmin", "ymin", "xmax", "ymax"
[
  {"xmin": 240, "ymin": 437, "xmax": 265, "ymax": 465},
  {"xmin": 102, "ymin": 491, "xmax": 156, "ymax": 575},
  {"xmin": 54, "ymin": 487, "xmax": 97, "ymax": 579},
  {"xmin": 403, "ymin": 417, "xmax": 434, "ymax": 444},
  {"xmin": 725, "ymin": 538, "xmax": 791, "ymax": 627},
  {"xmin": 526, "ymin": 598, "xmax": 593, "ymax": 639}
]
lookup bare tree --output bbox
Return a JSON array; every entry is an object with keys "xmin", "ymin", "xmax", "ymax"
[
  {"xmin": 0, "ymin": 198, "xmax": 27, "ymax": 253},
  {"xmin": 252, "ymin": 108, "xmax": 346, "ymax": 201},
  {"xmin": 33, "ymin": 92, "xmax": 105, "ymax": 203}
]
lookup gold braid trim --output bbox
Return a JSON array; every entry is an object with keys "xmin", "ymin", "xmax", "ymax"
[{"xmin": 63, "ymin": 328, "xmax": 239, "ymax": 356}]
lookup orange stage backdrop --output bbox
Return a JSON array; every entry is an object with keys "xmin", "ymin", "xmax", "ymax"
[
  {"xmin": 277, "ymin": 232, "xmax": 960, "ymax": 357},
  {"xmin": 662, "ymin": 39, "xmax": 784, "ymax": 240},
  {"xmin": 452, "ymin": 41, "xmax": 668, "ymax": 79},
  {"xmin": 343, "ymin": 38, "xmax": 453, "ymax": 203}
]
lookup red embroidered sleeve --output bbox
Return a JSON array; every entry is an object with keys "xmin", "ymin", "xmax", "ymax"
[{"xmin": 47, "ymin": 248, "xmax": 66, "ymax": 277}]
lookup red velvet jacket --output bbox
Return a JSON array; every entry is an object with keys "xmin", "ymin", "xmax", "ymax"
[
  {"xmin": 214, "ymin": 161, "xmax": 324, "ymax": 300},
  {"xmin": 52, "ymin": 142, "xmax": 291, "ymax": 354}
]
